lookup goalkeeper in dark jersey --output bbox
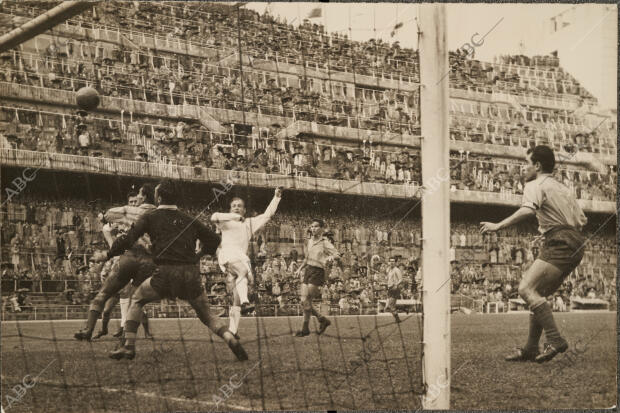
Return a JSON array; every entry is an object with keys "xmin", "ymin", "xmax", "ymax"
[{"xmin": 92, "ymin": 180, "xmax": 247, "ymax": 361}]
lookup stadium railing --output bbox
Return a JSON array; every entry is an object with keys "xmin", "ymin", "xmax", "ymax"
[
  {"xmin": 1, "ymin": 149, "xmax": 615, "ymax": 211},
  {"xmin": 1, "ymin": 279, "xmax": 82, "ymax": 294}
]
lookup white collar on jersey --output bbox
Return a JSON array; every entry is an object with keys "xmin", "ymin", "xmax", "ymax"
[{"xmin": 157, "ymin": 205, "xmax": 178, "ymax": 210}]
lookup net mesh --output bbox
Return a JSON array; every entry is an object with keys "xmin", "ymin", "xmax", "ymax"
[
  {"xmin": 1, "ymin": 3, "xmax": 426, "ymax": 411},
  {"xmin": 3, "ymin": 2, "xmax": 617, "ymax": 412}
]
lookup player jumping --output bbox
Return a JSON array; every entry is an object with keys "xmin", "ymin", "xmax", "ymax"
[
  {"xmin": 211, "ymin": 187, "xmax": 282, "ymax": 339},
  {"xmin": 480, "ymin": 145, "xmax": 587, "ymax": 363},
  {"xmin": 75, "ymin": 184, "xmax": 156, "ymax": 341},
  {"xmin": 93, "ymin": 180, "xmax": 247, "ymax": 361},
  {"xmin": 294, "ymin": 219, "xmax": 340, "ymax": 337}
]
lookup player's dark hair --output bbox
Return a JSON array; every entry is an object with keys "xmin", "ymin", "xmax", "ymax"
[
  {"xmin": 127, "ymin": 189, "xmax": 137, "ymax": 199},
  {"xmin": 527, "ymin": 145, "xmax": 555, "ymax": 173},
  {"xmin": 157, "ymin": 180, "xmax": 177, "ymax": 204},
  {"xmin": 312, "ymin": 218, "xmax": 325, "ymax": 227},
  {"xmin": 140, "ymin": 183, "xmax": 155, "ymax": 205},
  {"xmin": 230, "ymin": 197, "xmax": 245, "ymax": 207}
]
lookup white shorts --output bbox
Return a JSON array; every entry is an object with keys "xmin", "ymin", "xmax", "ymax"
[{"xmin": 217, "ymin": 248, "xmax": 252, "ymax": 276}]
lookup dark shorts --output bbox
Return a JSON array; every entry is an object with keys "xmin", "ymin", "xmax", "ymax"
[
  {"xmin": 102, "ymin": 253, "xmax": 155, "ymax": 295},
  {"xmin": 150, "ymin": 264, "xmax": 203, "ymax": 300},
  {"xmin": 119, "ymin": 252, "xmax": 156, "ymax": 287},
  {"xmin": 388, "ymin": 286, "xmax": 401, "ymax": 299},
  {"xmin": 303, "ymin": 265, "xmax": 325, "ymax": 287},
  {"xmin": 539, "ymin": 226, "xmax": 586, "ymax": 277}
]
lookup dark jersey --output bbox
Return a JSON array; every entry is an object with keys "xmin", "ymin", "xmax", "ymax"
[{"xmin": 108, "ymin": 207, "xmax": 220, "ymax": 265}]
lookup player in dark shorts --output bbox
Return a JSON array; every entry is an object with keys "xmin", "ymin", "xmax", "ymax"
[
  {"xmin": 293, "ymin": 219, "xmax": 340, "ymax": 337},
  {"xmin": 384, "ymin": 257, "xmax": 403, "ymax": 322},
  {"xmin": 75, "ymin": 184, "xmax": 157, "ymax": 341},
  {"xmin": 481, "ymin": 145, "xmax": 588, "ymax": 363},
  {"xmin": 92, "ymin": 180, "xmax": 247, "ymax": 361}
]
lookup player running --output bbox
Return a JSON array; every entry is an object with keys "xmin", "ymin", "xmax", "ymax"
[
  {"xmin": 480, "ymin": 145, "xmax": 588, "ymax": 363},
  {"xmin": 93, "ymin": 180, "xmax": 247, "ymax": 361},
  {"xmin": 294, "ymin": 219, "xmax": 340, "ymax": 337},
  {"xmin": 75, "ymin": 184, "xmax": 156, "ymax": 341},
  {"xmin": 384, "ymin": 257, "xmax": 403, "ymax": 323},
  {"xmin": 211, "ymin": 187, "xmax": 282, "ymax": 339}
]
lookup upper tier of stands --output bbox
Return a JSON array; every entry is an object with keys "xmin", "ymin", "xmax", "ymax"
[
  {"xmin": 1, "ymin": 1, "xmax": 598, "ymax": 105},
  {"xmin": 0, "ymin": 1, "xmax": 616, "ymax": 206}
]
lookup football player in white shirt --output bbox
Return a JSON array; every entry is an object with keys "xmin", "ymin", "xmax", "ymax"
[{"xmin": 211, "ymin": 187, "xmax": 282, "ymax": 338}]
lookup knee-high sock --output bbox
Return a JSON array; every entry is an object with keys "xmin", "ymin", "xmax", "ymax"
[
  {"xmin": 86, "ymin": 294, "xmax": 108, "ymax": 332},
  {"xmin": 101, "ymin": 311, "xmax": 111, "ymax": 332},
  {"xmin": 124, "ymin": 320, "xmax": 139, "ymax": 349},
  {"xmin": 532, "ymin": 300, "xmax": 565, "ymax": 347},
  {"xmin": 303, "ymin": 309, "xmax": 311, "ymax": 331},
  {"xmin": 85, "ymin": 310, "xmax": 101, "ymax": 333},
  {"xmin": 124, "ymin": 302, "xmax": 146, "ymax": 349},
  {"xmin": 229, "ymin": 306, "xmax": 241, "ymax": 334},
  {"xmin": 302, "ymin": 300, "xmax": 311, "ymax": 331},
  {"xmin": 525, "ymin": 311, "xmax": 543, "ymax": 352},
  {"xmin": 310, "ymin": 307, "xmax": 324, "ymax": 322},
  {"xmin": 119, "ymin": 298, "xmax": 130, "ymax": 328},
  {"xmin": 237, "ymin": 277, "xmax": 249, "ymax": 304}
]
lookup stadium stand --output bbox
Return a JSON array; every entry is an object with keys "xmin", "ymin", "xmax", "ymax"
[
  {"xmin": 0, "ymin": 1, "xmax": 616, "ymax": 321},
  {"xmin": 1, "ymin": 194, "xmax": 616, "ymax": 319}
]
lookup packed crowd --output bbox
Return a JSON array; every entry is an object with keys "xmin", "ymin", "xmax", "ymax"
[
  {"xmin": 1, "ymin": 195, "xmax": 615, "ymax": 309},
  {"xmin": 1, "ymin": 44, "xmax": 614, "ymax": 153},
  {"xmin": 1, "ymin": 47, "xmax": 418, "ymax": 135},
  {"xmin": 449, "ymin": 223, "xmax": 617, "ymax": 308},
  {"xmin": 1, "ymin": 2, "xmax": 615, "ymax": 151},
  {"xmin": 1, "ymin": 104, "xmax": 616, "ymax": 200},
  {"xmin": 3, "ymin": 1, "xmax": 596, "ymax": 105},
  {"xmin": 0, "ymin": 1, "xmax": 616, "ymax": 311}
]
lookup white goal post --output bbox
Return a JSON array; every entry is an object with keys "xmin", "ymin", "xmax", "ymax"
[{"xmin": 419, "ymin": 3, "xmax": 451, "ymax": 410}]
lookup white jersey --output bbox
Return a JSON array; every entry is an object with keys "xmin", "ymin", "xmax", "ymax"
[
  {"xmin": 211, "ymin": 196, "xmax": 280, "ymax": 272},
  {"xmin": 104, "ymin": 203, "xmax": 156, "ymax": 253}
]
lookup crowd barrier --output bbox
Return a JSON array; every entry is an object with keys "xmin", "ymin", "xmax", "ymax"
[{"xmin": 1, "ymin": 148, "xmax": 615, "ymax": 212}]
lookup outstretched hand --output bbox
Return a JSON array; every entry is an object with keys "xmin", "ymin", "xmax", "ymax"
[
  {"xmin": 480, "ymin": 222, "xmax": 500, "ymax": 234},
  {"xmin": 275, "ymin": 186, "xmax": 283, "ymax": 198}
]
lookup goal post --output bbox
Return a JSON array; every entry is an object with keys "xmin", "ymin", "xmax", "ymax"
[{"xmin": 419, "ymin": 3, "xmax": 451, "ymax": 410}]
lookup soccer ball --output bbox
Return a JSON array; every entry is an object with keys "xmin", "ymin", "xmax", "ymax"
[{"xmin": 75, "ymin": 87, "xmax": 100, "ymax": 111}]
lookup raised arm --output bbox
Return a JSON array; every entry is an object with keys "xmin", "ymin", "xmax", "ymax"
[
  {"xmin": 101, "ymin": 223, "xmax": 116, "ymax": 248},
  {"xmin": 248, "ymin": 188, "xmax": 282, "ymax": 234},
  {"xmin": 481, "ymin": 181, "xmax": 539, "ymax": 233},
  {"xmin": 104, "ymin": 205, "xmax": 145, "ymax": 227},
  {"xmin": 210, "ymin": 212, "xmax": 242, "ymax": 224}
]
